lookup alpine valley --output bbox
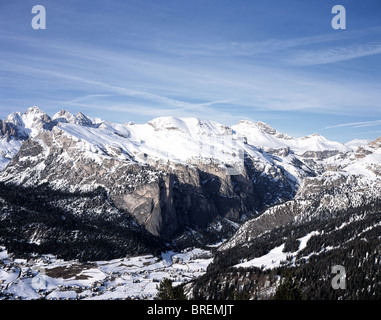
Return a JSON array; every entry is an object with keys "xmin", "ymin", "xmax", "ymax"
[{"xmin": 1, "ymin": 106, "xmax": 380, "ymax": 300}]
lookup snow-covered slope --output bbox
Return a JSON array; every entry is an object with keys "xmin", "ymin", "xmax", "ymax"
[
  {"xmin": 294, "ymin": 133, "xmax": 351, "ymax": 154},
  {"xmin": 340, "ymin": 138, "xmax": 381, "ymax": 179},
  {"xmin": 345, "ymin": 139, "xmax": 370, "ymax": 150},
  {"xmin": 55, "ymin": 115, "xmax": 258, "ymax": 171},
  {"xmin": 0, "ymin": 139, "xmax": 22, "ymax": 169},
  {"xmin": 232, "ymin": 120, "xmax": 351, "ymax": 155},
  {"xmin": 232, "ymin": 120, "xmax": 293, "ymax": 151}
]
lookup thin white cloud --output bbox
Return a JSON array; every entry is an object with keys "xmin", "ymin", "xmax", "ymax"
[
  {"xmin": 288, "ymin": 43, "xmax": 381, "ymax": 66},
  {"xmin": 357, "ymin": 130, "xmax": 381, "ymax": 136},
  {"xmin": 150, "ymin": 27, "xmax": 381, "ymax": 57},
  {"xmin": 326, "ymin": 120, "xmax": 381, "ymax": 129}
]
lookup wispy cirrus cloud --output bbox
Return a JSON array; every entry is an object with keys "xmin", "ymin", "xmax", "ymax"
[
  {"xmin": 326, "ymin": 120, "xmax": 381, "ymax": 129},
  {"xmin": 150, "ymin": 27, "xmax": 381, "ymax": 58},
  {"xmin": 357, "ymin": 130, "xmax": 381, "ymax": 136},
  {"xmin": 288, "ymin": 42, "xmax": 381, "ymax": 66}
]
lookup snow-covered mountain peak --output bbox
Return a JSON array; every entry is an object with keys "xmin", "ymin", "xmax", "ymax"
[
  {"xmin": 232, "ymin": 120, "xmax": 295, "ymax": 151},
  {"xmin": 5, "ymin": 112, "xmax": 23, "ymax": 127},
  {"xmin": 3, "ymin": 106, "xmax": 52, "ymax": 139},
  {"xmin": 24, "ymin": 105, "xmax": 45, "ymax": 116},
  {"xmin": 299, "ymin": 133, "xmax": 324, "ymax": 141},
  {"xmin": 235, "ymin": 120, "xmax": 263, "ymax": 131},
  {"xmin": 256, "ymin": 121, "xmax": 277, "ymax": 135},
  {"xmin": 232, "ymin": 120, "xmax": 352, "ymax": 157},
  {"xmin": 23, "ymin": 106, "xmax": 51, "ymax": 128},
  {"xmin": 53, "ymin": 110, "xmax": 103, "ymax": 127},
  {"xmin": 148, "ymin": 116, "xmax": 189, "ymax": 133},
  {"xmin": 53, "ymin": 110, "xmax": 76, "ymax": 124},
  {"xmin": 236, "ymin": 119, "xmax": 276, "ymax": 132},
  {"xmin": 295, "ymin": 133, "xmax": 351, "ymax": 153},
  {"xmin": 236, "ymin": 120, "xmax": 256, "ymax": 127},
  {"xmin": 234, "ymin": 120, "xmax": 293, "ymax": 140},
  {"xmin": 22, "ymin": 105, "xmax": 51, "ymax": 124},
  {"xmin": 75, "ymin": 112, "xmax": 94, "ymax": 127},
  {"xmin": 0, "ymin": 106, "xmax": 53, "ymax": 168},
  {"xmin": 345, "ymin": 139, "xmax": 370, "ymax": 151},
  {"xmin": 368, "ymin": 137, "xmax": 381, "ymax": 150},
  {"xmin": 146, "ymin": 116, "xmax": 232, "ymax": 137}
]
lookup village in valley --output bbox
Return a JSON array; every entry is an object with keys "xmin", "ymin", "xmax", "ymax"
[{"xmin": 0, "ymin": 246, "xmax": 213, "ymax": 300}]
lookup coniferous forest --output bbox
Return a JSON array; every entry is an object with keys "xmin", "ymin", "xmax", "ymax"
[
  {"xmin": 190, "ymin": 200, "xmax": 381, "ymax": 300},
  {"xmin": 0, "ymin": 182, "xmax": 164, "ymax": 261}
]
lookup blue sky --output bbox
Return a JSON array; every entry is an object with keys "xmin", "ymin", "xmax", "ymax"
[{"xmin": 0, "ymin": 0, "xmax": 381, "ymax": 142}]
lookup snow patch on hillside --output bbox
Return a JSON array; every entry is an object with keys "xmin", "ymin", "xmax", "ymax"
[{"xmin": 234, "ymin": 231, "xmax": 319, "ymax": 270}]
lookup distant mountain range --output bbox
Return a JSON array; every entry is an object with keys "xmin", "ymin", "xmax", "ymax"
[{"xmin": 1, "ymin": 106, "xmax": 380, "ymax": 299}]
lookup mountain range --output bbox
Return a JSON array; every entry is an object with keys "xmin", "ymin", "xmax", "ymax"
[{"xmin": 1, "ymin": 106, "xmax": 380, "ymax": 299}]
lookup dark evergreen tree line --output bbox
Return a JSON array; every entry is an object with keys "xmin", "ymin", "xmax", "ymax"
[{"xmin": 0, "ymin": 182, "xmax": 164, "ymax": 261}]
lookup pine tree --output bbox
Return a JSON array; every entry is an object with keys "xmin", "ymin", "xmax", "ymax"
[
  {"xmin": 274, "ymin": 271, "xmax": 304, "ymax": 300},
  {"xmin": 155, "ymin": 278, "xmax": 187, "ymax": 300}
]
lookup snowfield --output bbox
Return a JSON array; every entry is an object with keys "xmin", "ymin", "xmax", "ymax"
[{"xmin": 0, "ymin": 246, "xmax": 212, "ymax": 300}]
